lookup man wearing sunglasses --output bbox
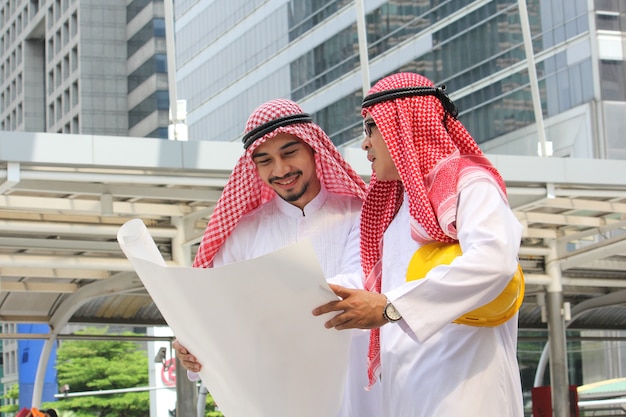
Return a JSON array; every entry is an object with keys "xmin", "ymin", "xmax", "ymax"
[{"xmin": 314, "ymin": 73, "xmax": 524, "ymax": 417}]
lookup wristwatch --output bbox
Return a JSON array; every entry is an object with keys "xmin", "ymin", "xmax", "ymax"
[{"xmin": 383, "ymin": 298, "xmax": 402, "ymax": 323}]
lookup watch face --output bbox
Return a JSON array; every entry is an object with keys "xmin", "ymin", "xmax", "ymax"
[{"xmin": 385, "ymin": 302, "xmax": 402, "ymax": 322}]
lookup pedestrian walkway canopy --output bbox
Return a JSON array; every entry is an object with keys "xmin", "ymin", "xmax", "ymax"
[
  {"xmin": 1, "ymin": 131, "xmax": 625, "ymax": 334},
  {"xmin": 577, "ymin": 377, "xmax": 626, "ymax": 414}
]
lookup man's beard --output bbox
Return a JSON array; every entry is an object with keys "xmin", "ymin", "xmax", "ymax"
[
  {"xmin": 269, "ymin": 171, "xmax": 308, "ymax": 203},
  {"xmin": 280, "ymin": 180, "xmax": 310, "ymax": 203}
]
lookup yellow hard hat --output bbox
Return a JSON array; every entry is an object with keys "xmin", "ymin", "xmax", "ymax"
[{"xmin": 406, "ymin": 241, "xmax": 524, "ymax": 326}]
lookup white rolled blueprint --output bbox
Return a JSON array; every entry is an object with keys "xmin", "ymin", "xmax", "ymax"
[{"xmin": 117, "ymin": 218, "xmax": 351, "ymax": 417}]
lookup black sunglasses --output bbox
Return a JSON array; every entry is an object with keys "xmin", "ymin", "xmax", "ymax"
[{"xmin": 363, "ymin": 120, "xmax": 377, "ymax": 137}]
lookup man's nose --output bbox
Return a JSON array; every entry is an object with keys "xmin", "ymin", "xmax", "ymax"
[
  {"xmin": 273, "ymin": 158, "xmax": 291, "ymax": 177},
  {"xmin": 361, "ymin": 136, "xmax": 370, "ymax": 151}
]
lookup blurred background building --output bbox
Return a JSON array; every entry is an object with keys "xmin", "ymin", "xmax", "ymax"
[
  {"xmin": 174, "ymin": 0, "xmax": 625, "ymax": 160},
  {"xmin": 0, "ymin": 0, "xmax": 170, "ymax": 138},
  {"xmin": 2, "ymin": 0, "xmax": 623, "ymax": 152}
]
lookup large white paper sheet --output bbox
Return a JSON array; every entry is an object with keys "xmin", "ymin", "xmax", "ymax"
[{"xmin": 117, "ymin": 219, "xmax": 351, "ymax": 417}]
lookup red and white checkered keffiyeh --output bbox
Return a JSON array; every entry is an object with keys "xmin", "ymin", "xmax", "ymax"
[
  {"xmin": 360, "ymin": 73, "xmax": 508, "ymax": 387},
  {"xmin": 193, "ymin": 98, "xmax": 367, "ymax": 268}
]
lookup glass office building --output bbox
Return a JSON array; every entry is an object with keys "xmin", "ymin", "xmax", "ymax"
[
  {"xmin": 174, "ymin": 0, "xmax": 625, "ymax": 160},
  {"xmin": 0, "ymin": 0, "xmax": 171, "ymax": 138}
]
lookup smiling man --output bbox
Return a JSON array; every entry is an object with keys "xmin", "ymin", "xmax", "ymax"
[
  {"xmin": 174, "ymin": 98, "xmax": 382, "ymax": 417},
  {"xmin": 250, "ymin": 132, "xmax": 321, "ymax": 209}
]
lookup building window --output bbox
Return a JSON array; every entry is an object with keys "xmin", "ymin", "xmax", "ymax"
[
  {"xmin": 128, "ymin": 54, "xmax": 167, "ymax": 92},
  {"xmin": 128, "ymin": 19, "xmax": 165, "ymax": 58},
  {"xmin": 127, "ymin": 0, "xmax": 154, "ymax": 23},
  {"xmin": 128, "ymin": 90, "xmax": 169, "ymax": 129},
  {"xmin": 600, "ymin": 60, "xmax": 626, "ymax": 101}
]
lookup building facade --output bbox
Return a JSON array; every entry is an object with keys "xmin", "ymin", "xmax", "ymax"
[
  {"xmin": 174, "ymin": 0, "xmax": 625, "ymax": 161},
  {"xmin": 0, "ymin": 0, "xmax": 170, "ymax": 138}
]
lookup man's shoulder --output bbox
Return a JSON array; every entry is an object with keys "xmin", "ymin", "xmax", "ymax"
[
  {"xmin": 225, "ymin": 201, "xmax": 280, "ymax": 243},
  {"xmin": 321, "ymin": 193, "xmax": 363, "ymax": 226},
  {"xmin": 325, "ymin": 192, "xmax": 363, "ymax": 209},
  {"xmin": 240, "ymin": 199, "xmax": 279, "ymax": 221}
]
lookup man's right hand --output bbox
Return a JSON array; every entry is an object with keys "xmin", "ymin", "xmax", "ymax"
[
  {"xmin": 172, "ymin": 339, "xmax": 202, "ymax": 373},
  {"xmin": 312, "ymin": 284, "xmax": 389, "ymax": 330}
]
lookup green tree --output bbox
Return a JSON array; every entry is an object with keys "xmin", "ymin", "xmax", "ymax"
[
  {"xmin": 204, "ymin": 391, "xmax": 224, "ymax": 417},
  {"xmin": 51, "ymin": 327, "xmax": 150, "ymax": 417},
  {"xmin": 0, "ymin": 383, "xmax": 20, "ymax": 414}
]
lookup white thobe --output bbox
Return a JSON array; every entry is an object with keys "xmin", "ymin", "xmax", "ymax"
[
  {"xmin": 380, "ymin": 182, "xmax": 524, "ymax": 417},
  {"xmin": 212, "ymin": 186, "xmax": 382, "ymax": 417}
]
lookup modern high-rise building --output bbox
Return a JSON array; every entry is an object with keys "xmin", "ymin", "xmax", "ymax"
[
  {"xmin": 174, "ymin": 0, "xmax": 625, "ymax": 161},
  {"xmin": 0, "ymin": 0, "xmax": 171, "ymax": 138}
]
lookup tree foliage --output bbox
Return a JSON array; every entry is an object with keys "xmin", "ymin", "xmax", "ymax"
[
  {"xmin": 51, "ymin": 327, "xmax": 150, "ymax": 417},
  {"xmin": 0, "ymin": 383, "xmax": 20, "ymax": 414},
  {"xmin": 204, "ymin": 391, "xmax": 224, "ymax": 417}
]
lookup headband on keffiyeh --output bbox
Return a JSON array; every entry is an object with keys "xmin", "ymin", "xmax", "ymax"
[
  {"xmin": 360, "ymin": 72, "xmax": 508, "ymax": 387},
  {"xmin": 193, "ymin": 98, "xmax": 367, "ymax": 268}
]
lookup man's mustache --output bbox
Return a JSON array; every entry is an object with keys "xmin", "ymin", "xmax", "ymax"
[{"xmin": 268, "ymin": 171, "xmax": 302, "ymax": 184}]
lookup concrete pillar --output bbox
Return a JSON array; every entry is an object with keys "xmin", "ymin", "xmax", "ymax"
[
  {"xmin": 175, "ymin": 356, "xmax": 198, "ymax": 417},
  {"xmin": 546, "ymin": 240, "xmax": 571, "ymax": 417}
]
